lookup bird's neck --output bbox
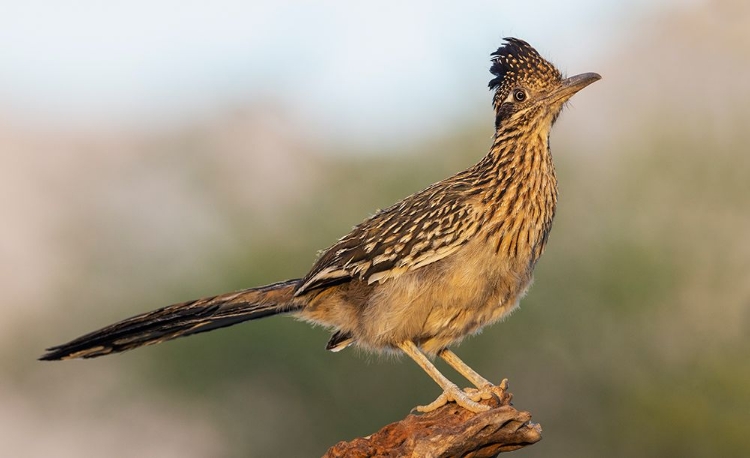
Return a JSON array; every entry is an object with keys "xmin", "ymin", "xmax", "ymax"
[{"xmin": 475, "ymin": 119, "xmax": 559, "ymax": 262}]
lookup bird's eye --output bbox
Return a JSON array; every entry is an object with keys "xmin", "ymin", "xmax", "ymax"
[{"xmin": 513, "ymin": 89, "xmax": 527, "ymax": 102}]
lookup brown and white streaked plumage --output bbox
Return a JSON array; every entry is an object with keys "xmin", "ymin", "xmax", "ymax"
[{"xmin": 41, "ymin": 38, "xmax": 600, "ymax": 413}]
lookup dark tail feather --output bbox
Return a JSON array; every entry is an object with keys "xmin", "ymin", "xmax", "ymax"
[{"xmin": 40, "ymin": 279, "xmax": 301, "ymax": 361}]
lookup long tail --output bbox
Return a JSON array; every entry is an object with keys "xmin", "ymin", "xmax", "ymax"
[{"xmin": 40, "ymin": 279, "xmax": 301, "ymax": 361}]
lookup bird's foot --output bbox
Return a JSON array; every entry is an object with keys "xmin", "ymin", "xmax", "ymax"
[
  {"xmin": 463, "ymin": 377, "xmax": 510, "ymax": 402},
  {"xmin": 414, "ymin": 384, "xmax": 490, "ymax": 413}
]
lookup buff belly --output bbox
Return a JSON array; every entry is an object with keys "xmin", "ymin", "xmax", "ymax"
[{"xmin": 298, "ymin": 237, "xmax": 534, "ymax": 355}]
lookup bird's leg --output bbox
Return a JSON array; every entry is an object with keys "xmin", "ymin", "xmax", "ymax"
[
  {"xmin": 438, "ymin": 348, "xmax": 506, "ymax": 401},
  {"xmin": 438, "ymin": 348, "xmax": 493, "ymax": 389},
  {"xmin": 398, "ymin": 341, "xmax": 489, "ymax": 413}
]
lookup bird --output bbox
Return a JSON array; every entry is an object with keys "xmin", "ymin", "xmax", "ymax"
[{"xmin": 40, "ymin": 38, "xmax": 600, "ymax": 413}]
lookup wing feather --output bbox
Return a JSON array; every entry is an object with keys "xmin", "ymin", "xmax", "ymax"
[{"xmin": 295, "ymin": 180, "xmax": 481, "ymax": 296}]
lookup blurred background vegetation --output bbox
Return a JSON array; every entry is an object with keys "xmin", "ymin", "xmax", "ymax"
[{"xmin": 2, "ymin": 0, "xmax": 749, "ymax": 457}]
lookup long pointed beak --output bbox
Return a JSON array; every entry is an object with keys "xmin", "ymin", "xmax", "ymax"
[{"xmin": 551, "ymin": 72, "xmax": 601, "ymax": 102}]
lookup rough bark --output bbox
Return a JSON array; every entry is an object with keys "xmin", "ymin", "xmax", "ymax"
[{"xmin": 324, "ymin": 381, "xmax": 541, "ymax": 458}]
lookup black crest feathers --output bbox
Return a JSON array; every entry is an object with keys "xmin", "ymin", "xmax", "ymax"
[
  {"xmin": 489, "ymin": 38, "xmax": 534, "ymax": 90},
  {"xmin": 488, "ymin": 38, "xmax": 562, "ymax": 97}
]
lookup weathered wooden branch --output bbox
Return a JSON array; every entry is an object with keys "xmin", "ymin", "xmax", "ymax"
[{"xmin": 324, "ymin": 381, "xmax": 542, "ymax": 458}]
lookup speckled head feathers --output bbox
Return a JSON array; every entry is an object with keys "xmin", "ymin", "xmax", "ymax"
[{"xmin": 488, "ymin": 38, "xmax": 562, "ymax": 110}]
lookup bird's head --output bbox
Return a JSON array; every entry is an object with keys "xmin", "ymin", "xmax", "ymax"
[{"xmin": 489, "ymin": 38, "xmax": 600, "ymax": 129}]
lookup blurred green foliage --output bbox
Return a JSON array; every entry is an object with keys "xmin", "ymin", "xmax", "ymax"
[
  {"xmin": 32, "ymin": 114, "xmax": 744, "ymax": 457},
  {"xmin": 7, "ymin": 105, "xmax": 746, "ymax": 457}
]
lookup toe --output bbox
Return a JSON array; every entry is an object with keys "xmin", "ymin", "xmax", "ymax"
[
  {"xmin": 463, "ymin": 386, "xmax": 494, "ymax": 401},
  {"xmin": 415, "ymin": 392, "xmax": 450, "ymax": 413},
  {"xmin": 415, "ymin": 385, "xmax": 494, "ymax": 414},
  {"xmin": 448, "ymin": 386, "xmax": 490, "ymax": 413}
]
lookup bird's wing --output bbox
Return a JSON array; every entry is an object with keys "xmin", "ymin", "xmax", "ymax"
[{"xmin": 295, "ymin": 181, "xmax": 482, "ymax": 295}]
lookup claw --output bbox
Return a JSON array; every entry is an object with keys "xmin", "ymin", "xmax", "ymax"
[
  {"xmin": 462, "ymin": 378, "xmax": 509, "ymax": 402},
  {"xmin": 415, "ymin": 385, "xmax": 490, "ymax": 413},
  {"xmin": 463, "ymin": 386, "xmax": 494, "ymax": 401}
]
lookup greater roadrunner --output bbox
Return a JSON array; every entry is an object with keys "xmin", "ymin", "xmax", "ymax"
[{"xmin": 41, "ymin": 38, "xmax": 600, "ymax": 413}]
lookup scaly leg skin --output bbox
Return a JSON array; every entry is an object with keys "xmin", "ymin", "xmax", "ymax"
[
  {"xmin": 439, "ymin": 348, "xmax": 508, "ymax": 402},
  {"xmin": 438, "ymin": 348, "xmax": 493, "ymax": 389},
  {"xmin": 398, "ymin": 341, "xmax": 489, "ymax": 413}
]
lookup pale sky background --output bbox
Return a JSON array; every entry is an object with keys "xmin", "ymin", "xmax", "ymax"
[{"xmin": 0, "ymin": 0, "xmax": 694, "ymax": 145}]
